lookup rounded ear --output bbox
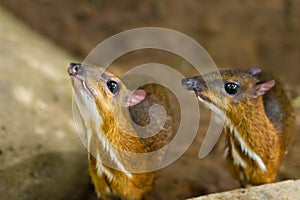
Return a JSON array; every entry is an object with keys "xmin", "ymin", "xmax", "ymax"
[
  {"xmin": 247, "ymin": 67, "xmax": 262, "ymax": 78},
  {"xmin": 251, "ymin": 80, "xmax": 276, "ymax": 99},
  {"xmin": 124, "ymin": 89, "xmax": 146, "ymax": 107}
]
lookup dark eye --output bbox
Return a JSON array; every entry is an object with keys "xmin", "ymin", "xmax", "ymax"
[
  {"xmin": 224, "ymin": 82, "xmax": 239, "ymax": 95},
  {"xmin": 106, "ymin": 80, "xmax": 119, "ymax": 95}
]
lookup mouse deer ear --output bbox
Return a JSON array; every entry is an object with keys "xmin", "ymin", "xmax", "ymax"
[
  {"xmin": 124, "ymin": 89, "xmax": 146, "ymax": 107},
  {"xmin": 247, "ymin": 67, "xmax": 262, "ymax": 78},
  {"xmin": 251, "ymin": 80, "xmax": 276, "ymax": 99}
]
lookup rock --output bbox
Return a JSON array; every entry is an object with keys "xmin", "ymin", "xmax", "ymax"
[
  {"xmin": 0, "ymin": 6, "xmax": 91, "ymax": 199},
  {"xmin": 189, "ymin": 180, "xmax": 300, "ymax": 200}
]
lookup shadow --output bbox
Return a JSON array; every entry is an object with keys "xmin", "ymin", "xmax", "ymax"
[{"xmin": 0, "ymin": 152, "xmax": 92, "ymax": 200}]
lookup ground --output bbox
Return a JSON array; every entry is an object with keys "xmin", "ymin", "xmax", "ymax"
[{"xmin": 0, "ymin": 0, "xmax": 299, "ymax": 199}]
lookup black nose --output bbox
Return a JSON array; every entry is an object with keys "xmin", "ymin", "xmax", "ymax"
[
  {"xmin": 182, "ymin": 78, "xmax": 196, "ymax": 91},
  {"xmin": 68, "ymin": 63, "xmax": 82, "ymax": 76}
]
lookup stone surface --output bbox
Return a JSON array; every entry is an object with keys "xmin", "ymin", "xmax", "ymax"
[
  {"xmin": 190, "ymin": 180, "xmax": 300, "ymax": 200},
  {"xmin": 0, "ymin": 6, "xmax": 91, "ymax": 200}
]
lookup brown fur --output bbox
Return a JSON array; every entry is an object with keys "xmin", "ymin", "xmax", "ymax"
[
  {"xmin": 224, "ymin": 97, "xmax": 281, "ymax": 186},
  {"xmin": 183, "ymin": 69, "xmax": 295, "ymax": 186},
  {"xmin": 70, "ymin": 64, "xmax": 173, "ymax": 199}
]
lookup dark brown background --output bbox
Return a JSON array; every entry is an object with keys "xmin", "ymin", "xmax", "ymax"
[{"xmin": 1, "ymin": 0, "xmax": 299, "ymax": 199}]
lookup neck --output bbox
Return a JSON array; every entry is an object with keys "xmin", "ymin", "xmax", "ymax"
[
  {"xmin": 101, "ymin": 110, "xmax": 146, "ymax": 153},
  {"xmin": 83, "ymin": 99, "xmax": 147, "ymax": 178},
  {"xmin": 93, "ymin": 100, "xmax": 147, "ymax": 152},
  {"xmin": 225, "ymin": 98, "xmax": 280, "ymax": 172}
]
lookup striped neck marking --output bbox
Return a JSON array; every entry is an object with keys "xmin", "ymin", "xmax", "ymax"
[
  {"xmin": 198, "ymin": 97, "xmax": 267, "ymax": 172},
  {"xmin": 73, "ymin": 90, "xmax": 133, "ymax": 178}
]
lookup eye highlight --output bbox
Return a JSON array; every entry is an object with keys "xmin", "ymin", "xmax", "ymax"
[
  {"xmin": 224, "ymin": 82, "xmax": 239, "ymax": 95},
  {"xmin": 106, "ymin": 80, "xmax": 119, "ymax": 95}
]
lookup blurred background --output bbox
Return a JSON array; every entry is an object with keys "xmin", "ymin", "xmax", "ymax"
[
  {"xmin": 2, "ymin": 0, "xmax": 300, "ymax": 79},
  {"xmin": 0, "ymin": 0, "xmax": 299, "ymax": 199}
]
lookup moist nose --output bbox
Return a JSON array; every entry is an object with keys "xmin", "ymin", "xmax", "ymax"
[
  {"xmin": 181, "ymin": 78, "xmax": 194, "ymax": 90},
  {"xmin": 68, "ymin": 63, "xmax": 82, "ymax": 76}
]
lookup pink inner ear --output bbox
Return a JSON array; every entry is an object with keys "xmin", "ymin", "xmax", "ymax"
[
  {"xmin": 124, "ymin": 89, "xmax": 146, "ymax": 107},
  {"xmin": 253, "ymin": 80, "xmax": 276, "ymax": 98}
]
